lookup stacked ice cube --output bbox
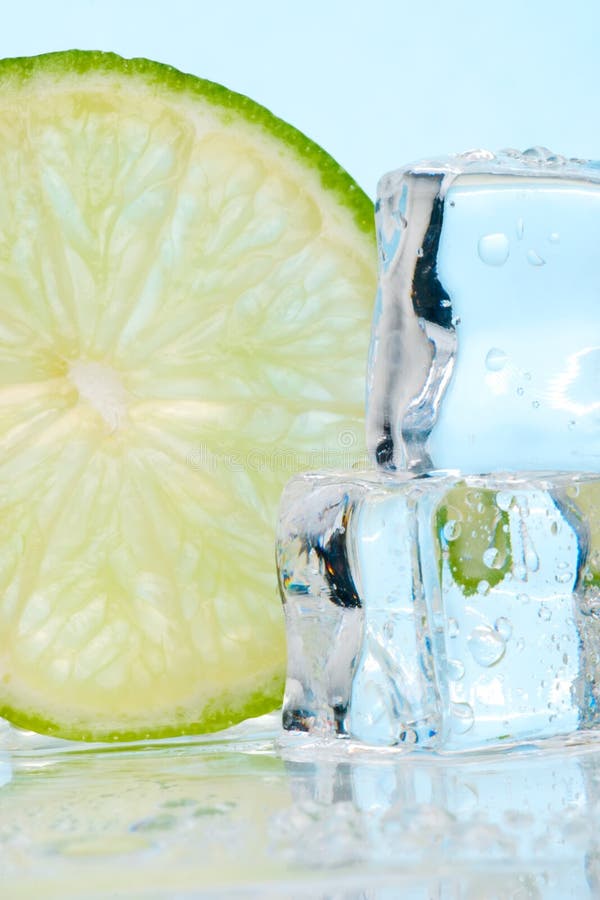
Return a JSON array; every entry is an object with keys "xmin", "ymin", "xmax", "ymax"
[{"xmin": 277, "ymin": 148, "xmax": 600, "ymax": 751}]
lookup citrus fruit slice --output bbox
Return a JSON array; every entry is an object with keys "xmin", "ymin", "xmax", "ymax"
[{"xmin": 0, "ymin": 51, "xmax": 376, "ymax": 740}]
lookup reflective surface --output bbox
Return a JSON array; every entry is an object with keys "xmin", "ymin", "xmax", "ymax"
[{"xmin": 3, "ymin": 713, "xmax": 600, "ymax": 898}]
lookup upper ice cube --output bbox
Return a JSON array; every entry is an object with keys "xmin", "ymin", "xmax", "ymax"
[{"xmin": 367, "ymin": 148, "xmax": 600, "ymax": 473}]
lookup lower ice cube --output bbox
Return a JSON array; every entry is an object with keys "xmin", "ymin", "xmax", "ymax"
[{"xmin": 276, "ymin": 470, "xmax": 600, "ymax": 751}]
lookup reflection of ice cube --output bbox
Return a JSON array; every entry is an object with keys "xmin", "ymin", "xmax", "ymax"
[
  {"xmin": 277, "ymin": 469, "xmax": 600, "ymax": 751},
  {"xmin": 367, "ymin": 148, "xmax": 600, "ymax": 473}
]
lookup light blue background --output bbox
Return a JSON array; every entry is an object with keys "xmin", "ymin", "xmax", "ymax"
[{"xmin": 1, "ymin": 0, "xmax": 599, "ymax": 196}]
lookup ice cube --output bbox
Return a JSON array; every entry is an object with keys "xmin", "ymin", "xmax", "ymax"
[
  {"xmin": 277, "ymin": 469, "xmax": 600, "ymax": 751},
  {"xmin": 367, "ymin": 148, "xmax": 600, "ymax": 473}
]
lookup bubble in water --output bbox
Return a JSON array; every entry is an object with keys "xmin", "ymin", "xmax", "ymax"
[
  {"xmin": 516, "ymin": 217, "xmax": 524, "ymax": 240},
  {"xmin": 443, "ymin": 520, "xmax": 461, "ymax": 542},
  {"xmin": 527, "ymin": 249, "xmax": 546, "ymax": 266},
  {"xmin": 468, "ymin": 625, "xmax": 506, "ymax": 667},
  {"xmin": 517, "ymin": 386, "xmax": 525, "ymax": 396},
  {"xmin": 477, "ymin": 580, "xmax": 491, "ymax": 596},
  {"xmin": 447, "ymin": 658, "xmax": 466, "ymax": 681},
  {"xmin": 478, "ymin": 232, "xmax": 510, "ymax": 266},
  {"xmin": 525, "ymin": 549, "xmax": 539, "ymax": 572},
  {"xmin": 485, "ymin": 347, "xmax": 508, "ymax": 372},
  {"xmin": 532, "ymin": 400, "xmax": 540, "ymax": 409},
  {"xmin": 416, "ymin": 247, "xmax": 424, "ymax": 258},
  {"xmin": 549, "ymin": 232, "xmax": 560, "ymax": 243},
  {"xmin": 538, "ymin": 604, "xmax": 552, "ymax": 621},
  {"xmin": 516, "ymin": 638, "xmax": 525, "ymax": 652},
  {"xmin": 517, "ymin": 592, "xmax": 530, "ymax": 604},
  {"xmin": 399, "ymin": 728, "xmax": 418, "ymax": 745},
  {"xmin": 447, "ymin": 617, "xmax": 460, "ymax": 638},
  {"xmin": 495, "ymin": 617, "xmax": 513, "ymax": 640},
  {"xmin": 450, "ymin": 702, "xmax": 474, "ymax": 734}
]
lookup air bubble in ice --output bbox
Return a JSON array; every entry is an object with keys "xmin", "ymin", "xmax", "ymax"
[
  {"xmin": 478, "ymin": 232, "xmax": 510, "ymax": 266},
  {"xmin": 468, "ymin": 625, "xmax": 506, "ymax": 667},
  {"xmin": 485, "ymin": 348, "xmax": 508, "ymax": 372}
]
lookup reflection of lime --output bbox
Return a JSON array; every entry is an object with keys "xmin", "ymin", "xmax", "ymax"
[
  {"xmin": 436, "ymin": 485, "xmax": 511, "ymax": 596},
  {"xmin": 0, "ymin": 52, "xmax": 376, "ymax": 740}
]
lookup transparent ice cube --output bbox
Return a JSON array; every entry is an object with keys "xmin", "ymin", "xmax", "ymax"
[
  {"xmin": 277, "ymin": 469, "xmax": 600, "ymax": 751},
  {"xmin": 367, "ymin": 148, "xmax": 600, "ymax": 473}
]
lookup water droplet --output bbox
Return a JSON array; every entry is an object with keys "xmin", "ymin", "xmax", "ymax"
[
  {"xmin": 495, "ymin": 617, "xmax": 513, "ymax": 640},
  {"xmin": 447, "ymin": 617, "xmax": 460, "ymax": 638},
  {"xmin": 496, "ymin": 491, "xmax": 514, "ymax": 512},
  {"xmin": 555, "ymin": 569, "xmax": 573, "ymax": 585},
  {"xmin": 468, "ymin": 625, "xmax": 506, "ymax": 667},
  {"xmin": 525, "ymin": 549, "xmax": 539, "ymax": 572},
  {"xmin": 532, "ymin": 400, "xmax": 540, "ymax": 409},
  {"xmin": 516, "ymin": 217, "xmax": 524, "ymax": 240},
  {"xmin": 416, "ymin": 247, "xmax": 424, "ymax": 258},
  {"xmin": 485, "ymin": 347, "xmax": 508, "ymax": 372},
  {"xmin": 538, "ymin": 604, "xmax": 552, "ymax": 622},
  {"xmin": 459, "ymin": 148, "xmax": 496, "ymax": 161},
  {"xmin": 443, "ymin": 520, "xmax": 461, "ymax": 542},
  {"xmin": 450, "ymin": 702, "xmax": 474, "ymax": 734},
  {"xmin": 440, "ymin": 298, "xmax": 451, "ymax": 308},
  {"xmin": 514, "ymin": 563, "xmax": 527, "ymax": 581},
  {"xmin": 483, "ymin": 547, "xmax": 499, "ymax": 568},
  {"xmin": 478, "ymin": 232, "xmax": 510, "ymax": 266},
  {"xmin": 517, "ymin": 386, "xmax": 525, "ymax": 396},
  {"xmin": 527, "ymin": 249, "xmax": 546, "ymax": 266},
  {"xmin": 399, "ymin": 728, "xmax": 418, "ymax": 744},
  {"xmin": 581, "ymin": 588, "xmax": 600, "ymax": 618},
  {"xmin": 477, "ymin": 580, "xmax": 491, "ymax": 596},
  {"xmin": 447, "ymin": 658, "xmax": 465, "ymax": 681},
  {"xmin": 549, "ymin": 232, "xmax": 560, "ymax": 243}
]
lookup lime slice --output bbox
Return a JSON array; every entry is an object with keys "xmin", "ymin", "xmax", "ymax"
[{"xmin": 0, "ymin": 51, "xmax": 376, "ymax": 740}]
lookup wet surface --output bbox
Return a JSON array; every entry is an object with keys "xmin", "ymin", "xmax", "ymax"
[{"xmin": 3, "ymin": 714, "xmax": 600, "ymax": 897}]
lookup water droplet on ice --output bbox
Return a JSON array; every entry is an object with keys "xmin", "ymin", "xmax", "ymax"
[
  {"xmin": 443, "ymin": 520, "xmax": 461, "ymax": 542},
  {"xmin": 538, "ymin": 604, "xmax": 552, "ymax": 621},
  {"xmin": 447, "ymin": 617, "xmax": 460, "ymax": 638},
  {"xmin": 485, "ymin": 348, "xmax": 508, "ymax": 371},
  {"xmin": 447, "ymin": 658, "xmax": 465, "ymax": 681},
  {"xmin": 468, "ymin": 625, "xmax": 506, "ymax": 667},
  {"xmin": 495, "ymin": 617, "xmax": 513, "ymax": 640},
  {"xmin": 450, "ymin": 702, "xmax": 474, "ymax": 733},
  {"xmin": 527, "ymin": 249, "xmax": 546, "ymax": 266},
  {"xmin": 478, "ymin": 233, "xmax": 510, "ymax": 266}
]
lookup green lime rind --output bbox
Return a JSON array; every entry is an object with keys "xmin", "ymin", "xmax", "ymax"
[
  {"xmin": 0, "ymin": 50, "xmax": 374, "ymax": 239},
  {"xmin": 0, "ymin": 673, "xmax": 285, "ymax": 743},
  {"xmin": 436, "ymin": 484, "xmax": 512, "ymax": 596}
]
